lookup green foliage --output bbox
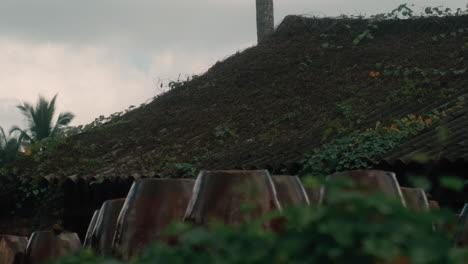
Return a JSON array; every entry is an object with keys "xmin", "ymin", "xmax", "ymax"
[
  {"xmin": 335, "ymin": 102, "xmax": 366, "ymax": 126},
  {"xmin": 423, "ymin": 6, "xmax": 465, "ymax": 16},
  {"xmin": 164, "ymin": 162, "xmax": 198, "ymax": 178},
  {"xmin": 10, "ymin": 94, "xmax": 75, "ymax": 143},
  {"xmin": 0, "ymin": 126, "xmax": 22, "ymax": 168},
  {"xmin": 385, "ymin": 78, "xmax": 434, "ymax": 104},
  {"xmin": 13, "ymin": 177, "xmax": 63, "ymax": 228},
  {"xmin": 440, "ymin": 176, "xmax": 467, "ymax": 192},
  {"xmin": 375, "ymin": 63, "xmax": 466, "ymax": 79},
  {"xmin": 303, "ymin": 114, "xmax": 437, "ymax": 177},
  {"xmin": 353, "ymin": 4, "xmax": 467, "ymax": 45},
  {"xmin": 320, "ymin": 33, "xmax": 344, "ymax": 50},
  {"xmin": 432, "ymin": 27, "xmax": 468, "ymax": 41},
  {"xmin": 64, "ymin": 104, "xmax": 137, "ymax": 136},
  {"xmin": 46, "ymin": 183, "xmax": 468, "ymax": 264},
  {"xmin": 322, "ymin": 101, "xmax": 367, "ymax": 141},
  {"xmin": 353, "ymin": 4, "xmax": 415, "ymax": 45},
  {"xmin": 213, "ymin": 125, "xmax": 237, "ymax": 145}
]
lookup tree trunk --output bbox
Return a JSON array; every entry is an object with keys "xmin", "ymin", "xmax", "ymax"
[{"xmin": 256, "ymin": 0, "xmax": 274, "ymax": 42}]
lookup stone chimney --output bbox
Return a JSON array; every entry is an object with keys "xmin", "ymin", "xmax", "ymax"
[{"xmin": 256, "ymin": 0, "xmax": 274, "ymax": 42}]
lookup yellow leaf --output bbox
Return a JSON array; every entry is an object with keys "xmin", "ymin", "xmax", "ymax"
[
  {"xmin": 424, "ymin": 118, "xmax": 433, "ymax": 125},
  {"xmin": 24, "ymin": 147, "xmax": 32, "ymax": 156},
  {"xmin": 389, "ymin": 124, "xmax": 399, "ymax": 131}
]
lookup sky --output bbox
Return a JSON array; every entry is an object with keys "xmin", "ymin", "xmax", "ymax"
[{"xmin": 0, "ymin": 0, "xmax": 465, "ymax": 132}]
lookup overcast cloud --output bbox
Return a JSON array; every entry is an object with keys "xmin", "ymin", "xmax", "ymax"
[{"xmin": 0, "ymin": 0, "xmax": 465, "ymax": 131}]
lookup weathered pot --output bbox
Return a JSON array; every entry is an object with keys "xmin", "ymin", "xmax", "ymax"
[
  {"xmin": 271, "ymin": 175, "xmax": 309, "ymax": 207},
  {"xmin": 324, "ymin": 170, "xmax": 406, "ymax": 206},
  {"xmin": 23, "ymin": 231, "xmax": 81, "ymax": 264},
  {"xmin": 91, "ymin": 199, "xmax": 125, "ymax": 256},
  {"xmin": 400, "ymin": 187, "xmax": 429, "ymax": 212},
  {"xmin": 83, "ymin": 209, "xmax": 100, "ymax": 248},
  {"xmin": 184, "ymin": 170, "xmax": 281, "ymax": 227},
  {"xmin": 0, "ymin": 235, "xmax": 28, "ymax": 264},
  {"xmin": 303, "ymin": 184, "xmax": 324, "ymax": 206},
  {"xmin": 428, "ymin": 200, "xmax": 440, "ymax": 210},
  {"xmin": 455, "ymin": 204, "xmax": 467, "ymax": 248},
  {"xmin": 113, "ymin": 179, "xmax": 195, "ymax": 259},
  {"xmin": 376, "ymin": 255, "xmax": 411, "ymax": 264}
]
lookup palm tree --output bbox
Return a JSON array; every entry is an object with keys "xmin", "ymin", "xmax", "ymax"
[
  {"xmin": 10, "ymin": 95, "xmax": 75, "ymax": 143},
  {"xmin": 256, "ymin": 0, "xmax": 274, "ymax": 42},
  {"xmin": 0, "ymin": 126, "xmax": 21, "ymax": 167}
]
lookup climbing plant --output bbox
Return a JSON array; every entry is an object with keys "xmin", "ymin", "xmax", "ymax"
[{"xmin": 301, "ymin": 113, "xmax": 439, "ymax": 177}]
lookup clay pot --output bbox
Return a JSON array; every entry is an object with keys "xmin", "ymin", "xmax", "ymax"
[
  {"xmin": 400, "ymin": 187, "xmax": 429, "ymax": 212},
  {"xmin": 303, "ymin": 184, "xmax": 324, "ymax": 206},
  {"xmin": 376, "ymin": 255, "xmax": 411, "ymax": 264},
  {"xmin": 455, "ymin": 204, "xmax": 467, "ymax": 248},
  {"xmin": 271, "ymin": 175, "xmax": 309, "ymax": 207},
  {"xmin": 324, "ymin": 170, "xmax": 406, "ymax": 206},
  {"xmin": 83, "ymin": 209, "xmax": 100, "ymax": 248},
  {"xmin": 184, "ymin": 170, "xmax": 281, "ymax": 227},
  {"xmin": 23, "ymin": 231, "xmax": 81, "ymax": 264},
  {"xmin": 113, "ymin": 179, "xmax": 195, "ymax": 259},
  {"xmin": 428, "ymin": 200, "xmax": 440, "ymax": 210},
  {"xmin": 0, "ymin": 235, "xmax": 28, "ymax": 264},
  {"xmin": 91, "ymin": 199, "xmax": 125, "ymax": 256}
]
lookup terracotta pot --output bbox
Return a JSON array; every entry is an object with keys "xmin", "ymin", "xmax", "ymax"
[
  {"xmin": 271, "ymin": 175, "xmax": 309, "ymax": 207},
  {"xmin": 0, "ymin": 235, "xmax": 28, "ymax": 264},
  {"xmin": 184, "ymin": 170, "xmax": 281, "ymax": 227},
  {"xmin": 324, "ymin": 170, "xmax": 406, "ymax": 206},
  {"xmin": 376, "ymin": 255, "xmax": 411, "ymax": 264},
  {"xmin": 91, "ymin": 199, "xmax": 125, "ymax": 256},
  {"xmin": 113, "ymin": 179, "xmax": 195, "ymax": 259},
  {"xmin": 455, "ymin": 204, "xmax": 467, "ymax": 248},
  {"xmin": 303, "ymin": 184, "xmax": 324, "ymax": 206},
  {"xmin": 400, "ymin": 187, "xmax": 429, "ymax": 212},
  {"xmin": 83, "ymin": 209, "xmax": 100, "ymax": 248},
  {"xmin": 23, "ymin": 231, "xmax": 81, "ymax": 264},
  {"xmin": 428, "ymin": 200, "xmax": 440, "ymax": 210}
]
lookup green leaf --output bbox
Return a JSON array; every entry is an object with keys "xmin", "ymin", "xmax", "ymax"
[{"xmin": 440, "ymin": 176, "xmax": 465, "ymax": 191}]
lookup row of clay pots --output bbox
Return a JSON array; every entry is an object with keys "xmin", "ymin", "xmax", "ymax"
[
  {"xmin": 324, "ymin": 170, "xmax": 443, "ymax": 212},
  {"xmin": 83, "ymin": 171, "xmax": 312, "ymax": 259},
  {"xmin": 1, "ymin": 169, "xmax": 464, "ymax": 263},
  {"xmin": 84, "ymin": 170, "xmax": 423, "ymax": 259},
  {"xmin": 83, "ymin": 179, "xmax": 196, "ymax": 259},
  {"xmin": 80, "ymin": 169, "xmax": 466, "ymax": 260},
  {"xmin": 0, "ymin": 231, "xmax": 81, "ymax": 264}
]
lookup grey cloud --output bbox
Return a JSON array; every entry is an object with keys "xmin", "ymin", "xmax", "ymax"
[
  {"xmin": 0, "ymin": 0, "xmax": 256, "ymax": 51},
  {"xmin": 0, "ymin": 0, "xmax": 465, "ymax": 52},
  {"xmin": 0, "ymin": 98, "xmax": 23, "ymax": 131}
]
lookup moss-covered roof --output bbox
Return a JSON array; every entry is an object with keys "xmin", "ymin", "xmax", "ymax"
[{"xmin": 4, "ymin": 14, "xmax": 468, "ymax": 179}]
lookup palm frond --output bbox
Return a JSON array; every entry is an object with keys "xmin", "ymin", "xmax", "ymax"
[
  {"xmin": 35, "ymin": 95, "xmax": 55, "ymax": 140},
  {"xmin": 15, "ymin": 94, "xmax": 73, "ymax": 141},
  {"xmin": 0, "ymin": 126, "xmax": 7, "ymax": 147},
  {"xmin": 9, "ymin": 126, "xmax": 33, "ymax": 144},
  {"xmin": 51, "ymin": 112, "xmax": 75, "ymax": 136}
]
